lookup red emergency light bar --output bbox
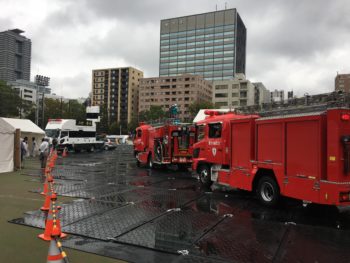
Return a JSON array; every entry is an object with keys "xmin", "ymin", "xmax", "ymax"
[
  {"xmin": 341, "ymin": 114, "xmax": 350, "ymax": 121},
  {"xmin": 48, "ymin": 119, "xmax": 62, "ymax": 122},
  {"xmin": 204, "ymin": 110, "xmax": 220, "ymax": 116}
]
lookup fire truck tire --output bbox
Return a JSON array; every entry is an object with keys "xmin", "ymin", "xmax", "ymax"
[
  {"xmin": 257, "ymin": 176, "xmax": 280, "ymax": 206},
  {"xmin": 198, "ymin": 164, "xmax": 212, "ymax": 188},
  {"xmin": 147, "ymin": 154, "xmax": 153, "ymax": 169}
]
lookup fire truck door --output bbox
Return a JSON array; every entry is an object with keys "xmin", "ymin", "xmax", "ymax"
[{"xmin": 207, "ymin": 123, "xmax": 223, "ymax": 164}]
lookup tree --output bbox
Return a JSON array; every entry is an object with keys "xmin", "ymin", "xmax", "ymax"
[
  {"xmin": 0, "ymin": 80, "xmax": 22, "ymax": 117},
  {"xmin": 97, "ymin": 104, "xmax": 109, "ymax": 134},
  {"xmin": 109, "ymin": 121, "xmax": 120, "ymax": 135},
  {"xmin": 188, "ymin": 101, "xmax": 215, "ymax": 118},
  {"xmin": 139, "ymin": 105, "xmax": 167, "ymax": 122},
  {"xmin": 43, "ymin": 98, "xmax": 88, "ymax": 128},
  {"xmin": 128, "ymin": 117, "xmax": 139, "ymax": 132}
]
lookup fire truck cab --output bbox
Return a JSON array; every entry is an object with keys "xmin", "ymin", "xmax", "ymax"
[
  {"xmin": 192, "ymin": 109, "xmax": 350, "ymax": 207},
  {"xmin": 134, "ymin": 122, "xmax": 196, "ymax": 170}
]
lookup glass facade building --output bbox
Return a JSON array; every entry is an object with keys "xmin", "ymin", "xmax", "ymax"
[{"xmin": 159, "ymin": 9, "xmax": 246, "ymax": 82}]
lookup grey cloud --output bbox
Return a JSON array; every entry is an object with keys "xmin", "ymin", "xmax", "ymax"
[
  {"xmin": 0, "ymin": 17, "xmax": 13, "ymax": 31},
  {"xmin": 4, "ymin": 0, "xmax": 350, "ymax": 98},
  {"xmin": 52, "ymin": 72, "xmax": 91, "ymax": 98}
]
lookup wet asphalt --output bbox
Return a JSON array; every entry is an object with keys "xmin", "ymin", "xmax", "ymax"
[{"xmin": 11, "ymin": 145, "xmax": 350, "ymax": 263}]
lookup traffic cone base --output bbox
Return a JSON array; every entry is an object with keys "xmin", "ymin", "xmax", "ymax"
[
  {"xmin": 41, "ymin": 181, "xmax": 49, "ymax": 195},
  {"xmin": 41, "ymin": 193, "xmax": 52, "ymax": 211},
  {"xmin": 46, "ymin": 240, "xmax": 64, "ymax": 263}
]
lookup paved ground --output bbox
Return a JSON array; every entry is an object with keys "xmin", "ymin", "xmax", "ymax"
[
  {"xmin": 0, "ymin": 156, "xmax": 123, "ymax": 263},
  {"xmin": 6, "ymin": 145, "xmax": 350, "ymax": 263}
]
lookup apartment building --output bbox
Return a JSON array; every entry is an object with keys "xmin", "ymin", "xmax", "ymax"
[
  {"xmin": 139, "ymin": 74, "xmax": 212, "ymax": 121},
  {"xmin": 213, "ymin": 74, "xmax": 257, "ymax": 108},
  {"xmin": 91, "ymin": 67, "xmax": 143, "ymax": 124},
  {"xmin": 271, "ymin": 89, "xmax": 285, "ymax": 103},
  {"xmin": 335, "ymin": 73, "xmax": 350, "ymax": 93}
]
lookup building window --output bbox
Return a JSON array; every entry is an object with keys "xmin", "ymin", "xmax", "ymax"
[
  {"xmin": 16, "ymin": 41, "xmax": 23, "ymax": 53},
  {"xmin": 215, "ymin": 93, "xmax": 228, "ymax": 98}
]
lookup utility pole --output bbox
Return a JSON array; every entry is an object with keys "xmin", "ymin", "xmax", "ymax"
[{"xmin": 35, "ymin": 75, "xmax": 50, "ymax": 129}]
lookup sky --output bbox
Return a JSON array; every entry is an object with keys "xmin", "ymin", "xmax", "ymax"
[{"xmin": 1, "ymin": 0, "xmax": 349, "ymax": 98}]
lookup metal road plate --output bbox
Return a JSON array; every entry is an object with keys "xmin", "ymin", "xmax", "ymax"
[
  {"xmin": 62, "ymin": 202, "xmax": 164, "ymax": 240},
  {"xmin": 194, "ymin": 216, "xmax": 286, "ymax": 263},
  {"xmin": 116, "ymin": 207, "xmax": 223, "ymax": 253}
]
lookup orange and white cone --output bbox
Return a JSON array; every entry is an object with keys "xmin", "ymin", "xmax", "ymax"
[
  {"xmin": 46, "ymin": 239, "xmax": 65, "ymax": 263},
  {"xmin": 62, "ymin": 148, "xmax": 67, "ymax": 157},
  {"xmin": 41, "ymin": 191, "xmax": 55, "ymax": 211},
  {"xmin": 39, "ymin": 201, "xmax": 66, "ymax": 241}
]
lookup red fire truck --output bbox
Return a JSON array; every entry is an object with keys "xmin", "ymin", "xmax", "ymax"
[
  {"xmin": 134, "ymin": 122, "xmax": 196, "ymax": 169},
  {"xmin": 192, "ymin": 109, "xmax": 350, "ymax": 206}
]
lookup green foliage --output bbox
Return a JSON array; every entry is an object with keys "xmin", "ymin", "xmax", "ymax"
[
  {"xmin": 96, "ymin": 104, "xmax": 109, "ymax": 134},
  {"xmin": 108, "ymin": 121, "xmax": 119, "ymax": 134},
  {"xmin": 43, "ymin": 98, "xmax": 86, "ymax": 127},
  {"xmin": 188, "ymin": 101, "xmax": 215, "ymax": 117},
  {"xmin": 0, "ymin": 80, "xmax": 21, "ymax": 117},
  {"xmin": 127, "ymin": 117, "xmax": 139, "ymax": 132},
  {"xmin": 138, "ymin": 105, "xmax": 167, "ymax": 122}
]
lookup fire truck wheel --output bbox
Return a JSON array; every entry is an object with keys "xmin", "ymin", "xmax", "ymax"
[
  {"xmin": 198, "ymin": 164, "xmax": 212, "ymax": 188},
  {"xmin": 257, "ymin": 176, "xmax": 280, "ymax": 206},
  {"xmin": 147, "ymin": 154, "xmax": 153, "ymax": 169}
]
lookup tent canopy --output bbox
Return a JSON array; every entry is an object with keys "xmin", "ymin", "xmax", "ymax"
[
  {"xmin": 0, "ymin": 118, "xmax": 15, "ymax": 134},
  {"xmin": 1, "ymin": 118, "xmax": 45, "ymax": 134}
]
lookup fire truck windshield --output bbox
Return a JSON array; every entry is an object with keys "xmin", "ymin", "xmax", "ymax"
[
  {"xmin": 208, "ymin": 123, "xmax": 222, "ymax": 138},
  {"xmin": 173, "ymin": 130, "xmax": 190, "ymax": 149},
  {"xmin": 196, "ymin": 125, "xmax": 205, "ymax": 142}
]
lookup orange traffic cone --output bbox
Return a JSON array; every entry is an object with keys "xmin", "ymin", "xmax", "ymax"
[
  {"xmin": 62, "ymin": 148, "xmax": 67, "ymax": 157},
  {"xmin": 46, "ymin": 239, "xmax": 65, "ymax": 263},
  {"xmin": 49, "ymin": 159, "xmax": 55, "ymax": 169},
  {"xmin": 45, "ymin": 167, "xmax": 51, "ymax": 174},
  {"xmin": 41, "ymin": 191, "xmax": 56, "ymax": 211},
  {"xmin": 41, "ymin": 180, "xmax": 49, "ymax": 195},
  {"xmin": 46, "ymin": 171, "xmax": 54, "ymax": 183},
  {"xmin": 38, "ymin": 201, "xmax": 66, "ymax": 241}
]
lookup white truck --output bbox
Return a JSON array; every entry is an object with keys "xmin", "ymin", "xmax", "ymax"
[{"xmin": 45, "ymin": 119, "xmax": 103, "ymax": 152}]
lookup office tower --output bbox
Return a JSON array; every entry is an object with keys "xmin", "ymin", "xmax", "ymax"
[
  {"xmin": 159, "ymin": 9, "xmax": 246, "ymax": 81},
  {"xmin": 0, "ymin": 29, "xmax": 31, "ymax": 82},
  {"xmin": 91, "ymin": 67, "xmax": 143, "ymax": 124}
]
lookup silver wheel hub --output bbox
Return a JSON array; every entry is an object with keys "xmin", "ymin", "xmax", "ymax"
[
  {"xmin": 260, "ymin": 182, "xmax": 274, "ymax": 202},
  {"xmin": 200, "ymin": 169, "xmax": 208, "ymax": 181}
]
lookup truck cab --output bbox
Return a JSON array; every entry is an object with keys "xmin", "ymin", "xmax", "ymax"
[
  {"xmin": 192, "ymin": 110, "xmax": 259, "ymax": 187},
  {"xmin": 133, "ymin": 123, "xmax": 152, "ymax": 156},
  {"xmin": 134, "ymin": 121, "xmax": 195, "ymax": 170}
]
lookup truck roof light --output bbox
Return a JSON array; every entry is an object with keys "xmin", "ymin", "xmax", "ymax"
[
  {"xmin": 204, "ymin": 110, "xmax": 219, "ymax": 116},
  {"xmin": 341, "ymin": 114, "xmax": 350, "ymax": 121}
]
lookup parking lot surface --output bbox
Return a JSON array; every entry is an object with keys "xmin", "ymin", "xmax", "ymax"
[{"xmin": 11, "ymin": 145, "xmax": 350, "ymax": 262}]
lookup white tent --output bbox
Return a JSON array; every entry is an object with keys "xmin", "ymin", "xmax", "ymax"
[
  {"xmin": 0, "ymin": 119, "xmax": 16, "ymax": 173},
  {"xmin": 0, "ymin": 118, "xmax": 45, "ymax": 173}
]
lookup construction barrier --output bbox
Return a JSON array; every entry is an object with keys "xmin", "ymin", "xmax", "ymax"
[{"xmin": 38, "ymin": 148, "xmax": 69, "ymax": 262}]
